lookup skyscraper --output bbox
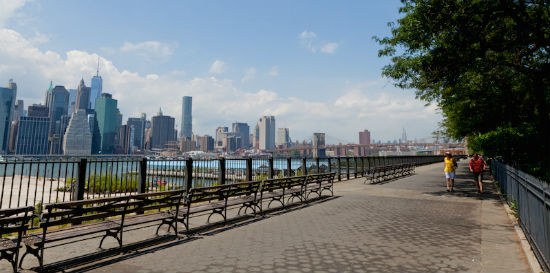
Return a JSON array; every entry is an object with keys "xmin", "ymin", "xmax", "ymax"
[
  {"xmin": 232, "ymin": 122, "xmax": 249, "ymax": 148},
  {"xmin": 0, "ymin": 79, "xmax": 17, "ymax": 153},
  {"xmin": 180, "ymin": 96, "xmax": 192, "ymax": 138},
  {"xmin": 127, "ymin": 116, "xmax": 146, "ymax": 152},
  {"xmin": 15, "ymin": 107, "xmax": 50, "ymax": 155},
  {"xmin": 95, "ymin": 93, "xmax": 120, "ymax": 154},
  {"xmin": 89, "ymin": 64, "xmax": 103, "ymax": 110},
  {"xmin": 45, "ymin": 84, "xmax": 70, "ymax": 154},
  {"xmin": 215, "ymin": 126, "xmax": 228, "ymax": 150},
  {"xmin": 276, "ymin": 128, "xmax": 290, "ymax": 146},
  {"xmin": 13, "ymin": 100, "xmax": 24, "ymax": 121},
  {"xmin": 75, "ymin": 78, "xmax": 91, "ymax": 111},
  {"xmin": 150, "ymin": 108, "xmax": 175, "ymax": 150},
  {"xmin": 401, "ymin": 128, "xmax": 407, "ymax": 143},
  {"xmin": 67, "ymin": 89, "xmax": 77, "ymax": 115},
  {"xmin": 312, "ymin": 133, "xmax": 326, "ymax": 157},
  {"xmin": 359, "ymin": 129, "xmax": 371, "ymax": 145},
  {"xmin": 252, "ymin": 123, "xmax": 259, "ymax": 149},
  {"xmin": 259, "ymin": 116, "xmax": 275, "ymax": 150},
  {"xmin": 63, "ymin": 109, "xmax": 92, "ymax": 155}
]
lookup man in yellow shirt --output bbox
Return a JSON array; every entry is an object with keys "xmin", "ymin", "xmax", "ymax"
[{"xmin": 444, "ymin": 152, "xmax": 458, "ymax": 192}]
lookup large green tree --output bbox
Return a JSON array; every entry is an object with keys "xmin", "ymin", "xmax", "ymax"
[{"xmin": 378, "ymin": 0, "xmax": 550, "ymax": 179}]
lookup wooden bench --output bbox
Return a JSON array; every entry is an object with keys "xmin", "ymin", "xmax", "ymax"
[
  {"xmin": 19, "ymin": 190, "xmax": 184, "ymax": 271},
  {"xmin": 258, "ymin": 176, "xmax": 305, "ymax": 212},
  {"xmin": 0, "ymin": 206, "xmax": 34, "ymax": 273},
  {"xmin": 179, "ymin": 181, "xmax": 262, "ymax": 232},
  {"xmin": 303, "ymin": 173, "xmax": 336, "ymax": 200}
]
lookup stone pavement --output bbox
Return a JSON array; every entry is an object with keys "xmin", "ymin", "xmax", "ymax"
[{"xmin": 10, "ymin": 160, "xmax": 533, "ymax": 272}]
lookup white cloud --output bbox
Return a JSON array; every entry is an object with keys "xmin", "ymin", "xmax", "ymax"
[
  {"xmin": 267, "ymin": 66, "xmax": 278, "ymax": 76},
  {"xmin": 209, "ymin": 59, "xmax": 227, "ymax": 74},
  {"xmin": 0, "ymin": 0, "xmax": 28, "ymax": 27},
  {"xmin": 320, "ymin": 42, "xmax": 339, "ymax": 54},
  {"xmin": 300, "ymin": 30, "xmax": 316, "ymax": 39},
  {"xmin": 241, "ymin": 67, "xmax": 256, "ymax": 83},
  {"xmin": 0, "ymin": 27, "xmax": 440, "ymax": 142},
  {"xmin": 299, "ymin": 30, "xmax": 340, "ymax": 54},
  {"xmin": 120, "ymin": 41, "xmax": 175, "ymax": 58}
]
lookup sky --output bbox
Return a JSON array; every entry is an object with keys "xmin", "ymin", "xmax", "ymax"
[{"xmin": 0, "ymin": 0, "xmax": 442, "ymax": 144}]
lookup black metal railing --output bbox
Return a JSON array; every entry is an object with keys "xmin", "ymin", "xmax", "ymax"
[
  {"xmin": 491, "ymin": 160, "xmax": 550, "ymax": 272},
  {"xmin": 0, "ymin": 155, "xmax": 444, "ymax": 210}
]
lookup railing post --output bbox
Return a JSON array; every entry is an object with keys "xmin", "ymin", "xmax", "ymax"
[
  {"xmin": 138, "ymin": 158, "xmax": 147, "ymax": 193},
  {"xmin": 219, "ymin": 158, "xmax": 226, "ymax": 184},
  {"xmin": 337, "ymin": 157, "xmax": 342, "ymax": 181},
  {"xmin": 328, "ymin": 157, "xmax": 332, "ymax": 173},
  {"xmin": 361, "ymin": 157, "xmax": 365, "ymax": 177},
  {"xmin": 73, "ymin": 158, "xmax": 87, "ymax": 201},
  {"xmin": 302, "ymin": 157, "xmax": 307, "ymax": 176},
  {"xmin": 268, "ymin": 157, "xmax": 274, "ymax": 179},
  {"xmin": 316, "ymin": 157, "xmax": 320, "ymax": 174},
  {"xmin": 354, "ymin": 157, "xmax": 358, "ymax": 178},
  {"xmin": 246, "ymin": 158, "xmax": 253, "ymax": 181},
  {"xmin": 185, "ymin": 158, "xmax": 193, "ymax": 192},
  {"xmin": 286, "ymin": 157, "xmax": 291, "ymax": 177},
  {"xmin": 346, "ymin": 157, "xmax": 350, "ymax": 180}
]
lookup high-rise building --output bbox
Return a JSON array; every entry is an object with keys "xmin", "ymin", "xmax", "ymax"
[
  {"xmin": 13, "ymin": 100, "xmax": 24, "ymax": 121},
  {"xmin": 232, "ymin": 122, "xmax": 249, "ymax": 149},
  {"xmin": 127, "ymin": 116, "xmax": 146, "ymax": 152},
  {"xmin": 28, "ymin": 104, "xmax": 49, "ymax": 117},
  {"xmin": 276, "ymin": 128, "xmax": 290, "ymax": 146},
  {"xmin": 401, "ymin": 128, "xmax": 407, "ymax": 143},
  {"xmin": 312, "ymin": 132, "xmax": 326, "ymax": 157},
  {"xmin": 45, "ymin": 84, "xmax": 70, "ymax": 154},
  {"xmin": 95, "ymin": 93, "xmax": 120, "ymax": 154},
  {"xmin": 75, "ymin": 78, "xmax": 91, "ymax": 111},
  {"xmin": 198, "ymin": 135, "xmax": 214, "ymax": 152},
  {"xmin": 255, "ymin": 125, "xmax": 262, "ymax": 150},
  {"xmin": 215, "ymin": 126, "xmax": 228, "ymax": 150},
  {"xmin": 0, "ymin": 79, "xmax": 17, "ymax": 153},
  {"xmin": 15, "ymin": 108, "xmax": 50, "ymax": 155},
  {"xmin": 259, "ymin": 116, "xmax": 275, "ymax": 150},
  {"xmin": 359, "ymin": 129, "xmax": 371, "ymax": 145},
  {"xmin": 89, "ymin": 65, "xmax": 103, "ymax": 110},
  {"xmin": 67, "ymin": 89, "xmax": 77, "ymax": 115},
  {"xmin": 63, "ymin": 109, "xmax": 92, "ymax": 155},
  {"xmin": 149, "ymin": 108, "xmax": 175, "ymax": 150},
  {"xmin": 180, "ymin": 96, "xmax": 192, "ymax": 138},
  {"xmin": 179, "ymin": 136, "xmax": 196, "ymax": 152}
]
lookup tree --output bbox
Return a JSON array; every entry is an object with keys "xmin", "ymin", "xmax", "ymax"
[{"xmin": 377, "ymin": 0, "xmax": 550, "ymax": 179}]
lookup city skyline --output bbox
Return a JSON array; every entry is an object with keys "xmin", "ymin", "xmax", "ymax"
[{"xmin": 0, "ymin": 1, "xmax": 442, "ymax": 143}]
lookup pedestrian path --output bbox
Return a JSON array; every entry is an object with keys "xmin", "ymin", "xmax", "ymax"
[{"xmin": 12, "ymin": 160, "xmax": 533, "ymax": 272}]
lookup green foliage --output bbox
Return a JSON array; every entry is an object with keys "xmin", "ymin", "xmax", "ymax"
[
  {"xmin": 377, "ymin": 0, "xmax": 550, "ymax": 180},
  {"xmin": 60, "ymin": 173, "xmax": 139, "ymax": 194}
]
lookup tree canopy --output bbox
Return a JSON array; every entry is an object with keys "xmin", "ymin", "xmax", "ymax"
[{"xmin": 378, "ymin": 0, "xmax": 550, "ymax": 179}]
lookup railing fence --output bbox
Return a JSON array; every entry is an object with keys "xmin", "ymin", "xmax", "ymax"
[
  {"xmin": 491, "ymin": 161, "xmax": 550, "ymax": 272},
  {"xmin": 0, "ymin": 155, "xmax": 444, "ymax": 211}
]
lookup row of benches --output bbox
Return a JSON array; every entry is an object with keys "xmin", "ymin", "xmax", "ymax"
[
  {"xmin": 363, "ymin": 163, "xmax": 415, "ymax": 184},
  {"xmin": 0, "ymin": 172, "xmax": 335, "ymax": 272}
]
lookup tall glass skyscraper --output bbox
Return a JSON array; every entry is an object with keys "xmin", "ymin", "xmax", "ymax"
[
  {"xmin": 90, "ymin": 69, "xmax": 102, "ymax": 110},
  {"xmin": 180, "ymin": 96, "xmax": 192, "ymax": 138},
  {"xmin": 0, "ymin": 79, "xmax": 17, "ymax": 153},
  {"xmin": 95, "ymin": 93, "xmax": 120, "ymax": 154},
  {"xmin": 232, "ymin": 122, "xmax": 249, "ymax": 148},
  {"xmin": 45, "ymin": 84, "xmax": 69, "ymax": 154}
]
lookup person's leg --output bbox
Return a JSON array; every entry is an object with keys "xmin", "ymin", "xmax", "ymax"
[
  {"xmin": 450, "ymin": 172, "xmax": 455, "ymax": 192},
  {"xmin": 473, "ymin": 172, "xmax": 480, "ymax": 193},
  {"xmin": 445, "ymin": 173, "xmax": 450, "ymax": 191},
  {"xmin": 478, "ymin": 172, "xmax": 483, "ymax": 193}
]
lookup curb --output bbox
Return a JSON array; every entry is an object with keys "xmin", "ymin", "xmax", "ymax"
[{"xmin": 492, "ymin": 178, "xmax": 544, "ymax": 273}]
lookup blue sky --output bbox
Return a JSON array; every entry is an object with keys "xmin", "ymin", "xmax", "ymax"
[{"xmin": 0, "ymin": 0, "xmax": 441, "ymax": 143}]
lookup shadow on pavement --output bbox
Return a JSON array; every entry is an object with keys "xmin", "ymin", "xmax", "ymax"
[{"xmin": 33, "ymin": 195, "xmax": 338, "ymax": 273}]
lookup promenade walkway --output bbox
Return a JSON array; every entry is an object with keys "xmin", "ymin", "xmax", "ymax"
[{"xmin": 13, "ymin": 160, "xmax": 533, "ymax": 272}]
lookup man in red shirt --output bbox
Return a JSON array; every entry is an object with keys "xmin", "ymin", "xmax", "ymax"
[{"xmin": 469, "ymin": 153, "xmax": 486, "ymax": 194}]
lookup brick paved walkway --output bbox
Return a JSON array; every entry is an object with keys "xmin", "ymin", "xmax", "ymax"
[{"xmin": 11, "ymin": 161, "xmax": 532, "ymax": 272}]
